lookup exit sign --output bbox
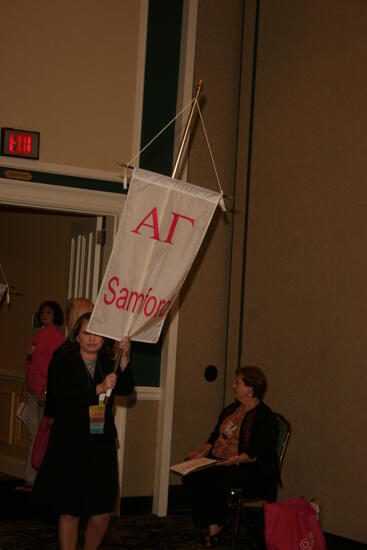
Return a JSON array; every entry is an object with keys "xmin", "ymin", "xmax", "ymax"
[{"xmin": 1, "ymin": 127, "xmax": 40, "ymax": 160}]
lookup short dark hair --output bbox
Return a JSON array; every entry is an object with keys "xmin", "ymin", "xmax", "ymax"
[
  {"xmin": 37, "ymin": 301, "xmax": 64, "ymax": 327},
  {"xmin": 235, "ymin": 366, "xmax": 268, "ymax": 400}
]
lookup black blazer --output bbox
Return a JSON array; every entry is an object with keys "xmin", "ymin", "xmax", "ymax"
[
  {"xmin": 207, "ymin": 400, "xmax": 280, "ymax": 484},
  {"xmin": 45, "ymin": 348, "xmax": 134, "ymax": 441}
]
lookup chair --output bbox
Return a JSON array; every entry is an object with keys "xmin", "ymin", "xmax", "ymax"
[{"xmin": 230, "ymin": 413, "xmax": 291, "ymax": 550}]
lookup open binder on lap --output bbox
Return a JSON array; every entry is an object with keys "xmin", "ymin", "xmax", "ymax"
[{"xmin": 170, "ymin": 457, "xmax": 219, "ymax": 476}]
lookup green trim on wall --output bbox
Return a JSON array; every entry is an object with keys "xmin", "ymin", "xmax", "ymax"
[
  {"xmin": 0, "ymin": 166, "xmax": 126, "ymax": 194},
  {"xmin": 131, "ymin": 0, "xmax": 183, "ymax": 387},
  {"xmin": 140, "ymin": 0, "xmax": 183, "ymax": 176}
]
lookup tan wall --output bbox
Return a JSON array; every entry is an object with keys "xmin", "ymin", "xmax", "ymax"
[
  {"xmin": 227, "ymin": 0, "xmax": 367, "ymax": 542},
  {"xmin": 171, "ymin": 0, "xmax": 244, "ymax": 469},
  {"xmin": 0, "ymin": 0, "xmax": 141, "ymax": 170}
]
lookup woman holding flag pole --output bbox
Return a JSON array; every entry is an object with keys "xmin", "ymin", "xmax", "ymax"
[{"xmin": 33, "ymin": 312, "xmax": 134, "ymax": 550}]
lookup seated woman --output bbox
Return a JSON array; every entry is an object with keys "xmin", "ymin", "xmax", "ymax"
[
  {"xmin": 183, "ymin": 366, "xmax": 279, "ymax": 548},
  {"xmin": 33, "ymin": 312, "xmax": 135, "ymax": 550}
]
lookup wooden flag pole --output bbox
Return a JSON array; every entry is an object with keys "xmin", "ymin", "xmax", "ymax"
[{"xmin": 171, "ymin": 80, "xmax": 203, "ymax": 179}]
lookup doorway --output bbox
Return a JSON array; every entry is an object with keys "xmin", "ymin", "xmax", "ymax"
[
  {"xmin": 0, "ymin": 175, "xmax": 123, "ymax": 479},
  {"xmin": 0, "ymin": 205, "xmax": 109, "ymax": 379}
]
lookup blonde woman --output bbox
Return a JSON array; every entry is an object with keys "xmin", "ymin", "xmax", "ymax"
[{"xmin": 65, "ymin": 298, "xmax": 94, "ymax": 336}]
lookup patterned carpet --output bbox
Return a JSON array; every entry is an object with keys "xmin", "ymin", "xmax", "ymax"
[
  {"xmin": 0, "ymin": 476, "xmax": 263, "ymax": 549},
  {"xmin": 0, "ymin": 511, "xmax": 263, "ymax": 550},
  {"xmin": 0, "ymin": 476, "xmax": 365, "ymax": 549}
]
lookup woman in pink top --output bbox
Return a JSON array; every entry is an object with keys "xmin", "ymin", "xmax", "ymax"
[{"xmin": 19, "ymin": 300, "xmax": 65, "ymax": 489}]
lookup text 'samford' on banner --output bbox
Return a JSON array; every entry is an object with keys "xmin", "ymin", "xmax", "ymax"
[{"xmin": 88, "ymin": 168, "xmax": 222, "ymax": 343}]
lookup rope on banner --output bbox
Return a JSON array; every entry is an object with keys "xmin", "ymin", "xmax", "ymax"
[
  {"xmin": 117, "ymin": 82, "xmax": 228, "ymax": 210},
  {"xmin": 195, "ymin": 99, "xmax": 225, "ymax": 207},
  {"xmin": 118, "ymin": 98, "xmax": 195, "ymax": 172}
]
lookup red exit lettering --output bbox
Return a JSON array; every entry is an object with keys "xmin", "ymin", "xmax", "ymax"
[{"xmin": 9, "ymin": 132, "xmax": 32, "ymax": 156}]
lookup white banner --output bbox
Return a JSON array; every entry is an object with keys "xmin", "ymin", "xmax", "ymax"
[{"xmin": 88, "ymin": 168, "xmax": 221, "ymax": 343}]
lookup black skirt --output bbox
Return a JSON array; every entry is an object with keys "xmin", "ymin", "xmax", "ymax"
[{"xmin": 33, "ymin": 425, "xmax": 118, "ymax": 516}]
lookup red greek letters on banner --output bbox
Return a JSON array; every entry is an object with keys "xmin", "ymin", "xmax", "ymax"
[{"xmin": 88, "ymin": 168, "xmax": 221, "ymax": 343}]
